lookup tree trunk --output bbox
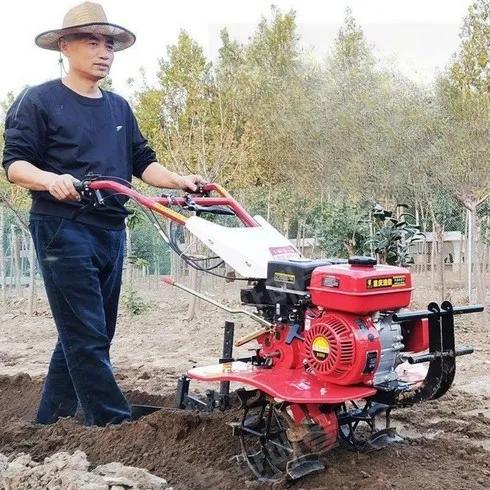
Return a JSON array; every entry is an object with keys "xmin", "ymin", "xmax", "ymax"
[
  {"xmin": 296, "ymin": 219, "xmax": 304, "ymax": 255},
  {"xmin": 9, "ymin": 236, "xmax": 14, "ymax": 289},
  {"xmin": 466, "ymin": 208, "xmax": 472, "ymax": 302},
  {"xmin": 170, "ymin": 227, "xmax": 182, "ymax": 282},
  {"xmin": 345, "ymin": 240, "xmax": 355, "ymax": 257},
  {"xmin": 422, "ymin": 235, "xmax": 428, "ymax": 276},
  {"xmin": 414, "ymin": 201, "xmax": 420, "ymax": 273},
  {"xmin": 126, "ymin": 227, "xmax": 134, "ymax": 289},
  {"xmin": 430, "ymin": 222, "xmax": 436, "ymax": 291},
  {"xmin": 475, "ymin": 213, "xmax": 485, "ymax": 306},
  {"xmin": 482, "ymin": 227, "xmax": 489, "ymax": 309},
  {"xmin": 468, "ymin": 206, "xmax": 485, "ymax": 305},
  {"xmin": 420, "ymin": 201, "xmax": 428, "ymax": 276},
  {"xmin": 266, "ymin": 188, "xmax": 271, "ymax": 222},
  {"xmin": 186, "ymin": 236, "xmax": 201, "ymax": 321},
  {"xmin": 301, "ymin": 218, "xmax": 306, "ymax": 255},
  {"xmin": 283, "ymin": 218, "xmax": 290, "ymax": 239},
  {"xmin": 369, "ymin": 212, "xmax": 375, "ymax": 258},
  {"xmin": 436, "ymin": 223, "xmax": 445, "ymax": 301},
  {"xmin": 156, "ymin": 253, "xmax": 160, "ymax": 285},
  {"xmin": 12, "ymin": 225, "xmax": 22, "ymax": 297},
  {"xmin": 170, "ymin": 252, "xmax": 177, "ymax": 280},
  {"xmin": 458, "ymin": 236, "xmax": 463, "ymax": 284}
]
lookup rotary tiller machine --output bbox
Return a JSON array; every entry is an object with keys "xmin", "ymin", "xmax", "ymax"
[{"xmin": 76, "ymin": 176, "xmax": 482, "ymax": 482}]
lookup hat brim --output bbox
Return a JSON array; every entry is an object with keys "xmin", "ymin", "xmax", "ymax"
[{"xmin": 35, "ymin": 22, "xmax": 136, "ymax": 52}]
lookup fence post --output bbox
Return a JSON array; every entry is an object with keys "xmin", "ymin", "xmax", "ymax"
[
  {"xmin": 467, "ymin": 208, "xmax": 472, "ymax": 303},
  {"xmin": 27, "ymin": 236, "xmax": 36, "ymax": 316},
  {"xmin": 0, "ymin": 205, "xmax": 5, "ymax": 310}
]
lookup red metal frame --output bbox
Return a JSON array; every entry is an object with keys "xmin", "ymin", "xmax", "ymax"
[
  {"xmin": 187, "ymin": 361, "xmax": 377, "ymax": 404},
  {"xmin": 86, "ymin": 180, "xmax": 259, "ymax": 227}
]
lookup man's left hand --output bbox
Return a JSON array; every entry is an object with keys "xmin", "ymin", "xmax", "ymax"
[{"xmin": 179, "ymin": 174, "xmax": 207, "ymax": 192}]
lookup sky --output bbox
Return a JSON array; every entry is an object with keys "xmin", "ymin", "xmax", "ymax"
[{"xmin": 0, "ymin": 0, "xmax": 473, "ymax": 101}]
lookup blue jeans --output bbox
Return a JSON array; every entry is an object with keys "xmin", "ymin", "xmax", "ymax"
[{"xmin": 29, "ymin": 215, "xmax": 131, "ymax": 426}]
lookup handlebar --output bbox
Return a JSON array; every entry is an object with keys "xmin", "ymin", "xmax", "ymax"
[{"xmin": 73, "ymin": 176, "xmax": 258, "ymax": 227}]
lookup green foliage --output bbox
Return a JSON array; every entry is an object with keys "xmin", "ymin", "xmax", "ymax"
[
  {"xmin": 0, "ymin": 91, "xmax": 15, "ymax": 184},
  {"xmin": 432, "ymin": 0, "xmax": 490, "ymax": 210},
  {"xmin": 121, "ymin": 287, "xmax": 151, "ymax": 315},
  {"xmin": 330, "ymin": 6, "xmax": 374, "ymax": 75},
  {"xmin": 430, "ymin": 194, "xmax": 467, "ymax": 233},
  {"xmin": 126, "ymin": 201, "xmax": 146, "ymax": 230},
  {"xmin": 1, "ymin": 4, "xmax": 489, "ymax": 285},
  {"xmin": 125, "ymin": 200, "xmax": 171, "ymax": 275},
  {"xmin": 1, "ymin": 89, "xmax": 32, "ymax": 207},
  {"xmin": 99, "ymin": 76, "xmax": 115, "ymax": 92},
  {"xmin": 131, "ymin": 224, "xmax": 171, "ymax": 275},
  {"xmin": 310, "ymin": 199, "xmax": 371, "ymax": 258},
  {"xmin": 448, "ymin": 0, "xmax": 490, "ymax": 95},
  {"xmin": 367, "ymin": 204, "xmax": 423, "ymax": 266}
]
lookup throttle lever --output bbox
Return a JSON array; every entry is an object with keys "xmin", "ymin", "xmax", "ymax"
[
  {"xmin": 73, "ymin": 179, "xmax": 104, "ymax": 207},
  {"xmin": 94, "ymin": 189, "xmax": 104, "ymax": 206}
]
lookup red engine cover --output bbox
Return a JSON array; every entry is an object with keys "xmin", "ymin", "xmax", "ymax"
[
  {"xmin": 304, "ymin": 311, "xmax": 381, "ymax": 385},
  {"xmin": 309, "ymin": 263, "xmax": 413, "ymax": 314}
]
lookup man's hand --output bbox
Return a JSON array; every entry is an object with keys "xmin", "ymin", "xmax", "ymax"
[
  {"xmin": 47, "ymin": 174, "xmax": 81, "ymax": 201},
  {"xmin": 179, "ymin": 174, "xmax": 207, "ymax": 192},
  {"xmin": 140, "ymin": 163, "xmax": 207, "ymax": 191}
]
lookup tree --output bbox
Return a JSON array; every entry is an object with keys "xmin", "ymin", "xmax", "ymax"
[
  {"xmin": 0, "ymin": 89, "xmax": 31, "ymax": 220},
  {"xmin": 432, "ymin": 0, "xmax": 490, "ymax": 306},
  {"xmin": 448, "ymin": 0, "xmax": 490, "ymax": 95},
  {"xmin": 310, "ymin": 199, "xmax": 370, "ymax": 258},
  {"xmin": 0, "ymin": 91, "xmax": 16, "ymax": 175},
  {"xmin": 132, "ymin": 31, "xmax": 244, "ymax": 187},
  {"xmin": 367, "ymin": 204, "xmax": 423, "ymax": 266},
  {"xmin": 99, "ymin": 76, "xmax": 115, "ymax": 92},
  {"xmin": 291, "ymin": 7, "xmax": 430, "ymax": 206},
  {"xmin": 237, "ymin": 6, "xmax": 305, "ymax": 187}
]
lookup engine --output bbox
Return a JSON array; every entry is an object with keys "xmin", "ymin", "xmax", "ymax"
[{"xmin": 246, "ymin": 256, "xmax": 427, "ymax": 389}]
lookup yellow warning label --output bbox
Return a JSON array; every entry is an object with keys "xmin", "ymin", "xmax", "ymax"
[
  {"xmin": 273, "ymin": 272, "xmax": 296, "ymax": 284},
  {"xmin": 312, "ymin": 336, "xmax": 330, "ymax": 361},
  {"xmin": 366, "ymin": 276, "xmax": 406, "ymax": 289}
]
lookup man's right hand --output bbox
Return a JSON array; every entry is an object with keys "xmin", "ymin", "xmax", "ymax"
[{"xmin": 47, "ymin": 174, "xmax": 81, "ymax": 201}]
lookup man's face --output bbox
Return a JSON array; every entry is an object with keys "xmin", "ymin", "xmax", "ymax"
[{"xmin": 60, "ymin": 33, "xmax": 114, "ymax": 81}]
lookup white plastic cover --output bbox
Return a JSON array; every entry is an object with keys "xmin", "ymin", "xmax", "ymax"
[{"xmin": 184, "ymin": 215, "xmax": 302, "ymax": 278}]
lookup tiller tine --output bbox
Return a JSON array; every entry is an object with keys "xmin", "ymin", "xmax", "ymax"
[
  {"xmin": 367, "ymin": 427, "xmax": 404, "ymax": 451},
  {"xmin": 235, "ymin": 388, "xmax": 266, "ymax": 409},
  {"xmin": 286, "ymin": 454, "xmax": 325, "ymax": 480},
  {"xmin": 130, "ymin": 404, "xmax": 162, "ymax": 421}
]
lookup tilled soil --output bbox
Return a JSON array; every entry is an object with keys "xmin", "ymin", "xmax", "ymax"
[
  {"xmin": 0, "ymin": 374, "xmax": 489, "ymax": 490},
  {"xmin": 1, "ymin": 275, "xmax": 489, "ymax": 489}
]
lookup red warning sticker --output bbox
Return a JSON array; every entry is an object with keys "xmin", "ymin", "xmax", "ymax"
[{"xmin": 269, "ymin": 246, "xmax": 301, "ymax": 260}]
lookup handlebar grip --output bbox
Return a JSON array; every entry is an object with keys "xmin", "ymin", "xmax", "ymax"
[
  {"xmin": 195, "ymin": 183, "xmax": 214, "ymax": 194},
  {"xmin": 73, "ymin": 179, "xmax": 84, "ymax": 193}
]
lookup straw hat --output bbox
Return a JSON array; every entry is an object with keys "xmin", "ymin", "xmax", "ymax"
[{"xmin": 35, "ymin": 1, "xmax": 136, "ymax": 52}]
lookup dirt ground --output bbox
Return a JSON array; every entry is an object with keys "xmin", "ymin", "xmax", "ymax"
[{"xmin": 0, "ymin": 273, "xmax": 489, "ymax": 489}]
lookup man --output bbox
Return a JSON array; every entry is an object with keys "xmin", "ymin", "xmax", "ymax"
[{"xmin": 2, "ymin": 1, "xmax": 205, "ymax": 426}]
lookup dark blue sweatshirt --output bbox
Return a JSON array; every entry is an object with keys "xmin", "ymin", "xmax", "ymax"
[{"xmin": 2, "ymin": 79, "xmax": 156, "ymax": 230}]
